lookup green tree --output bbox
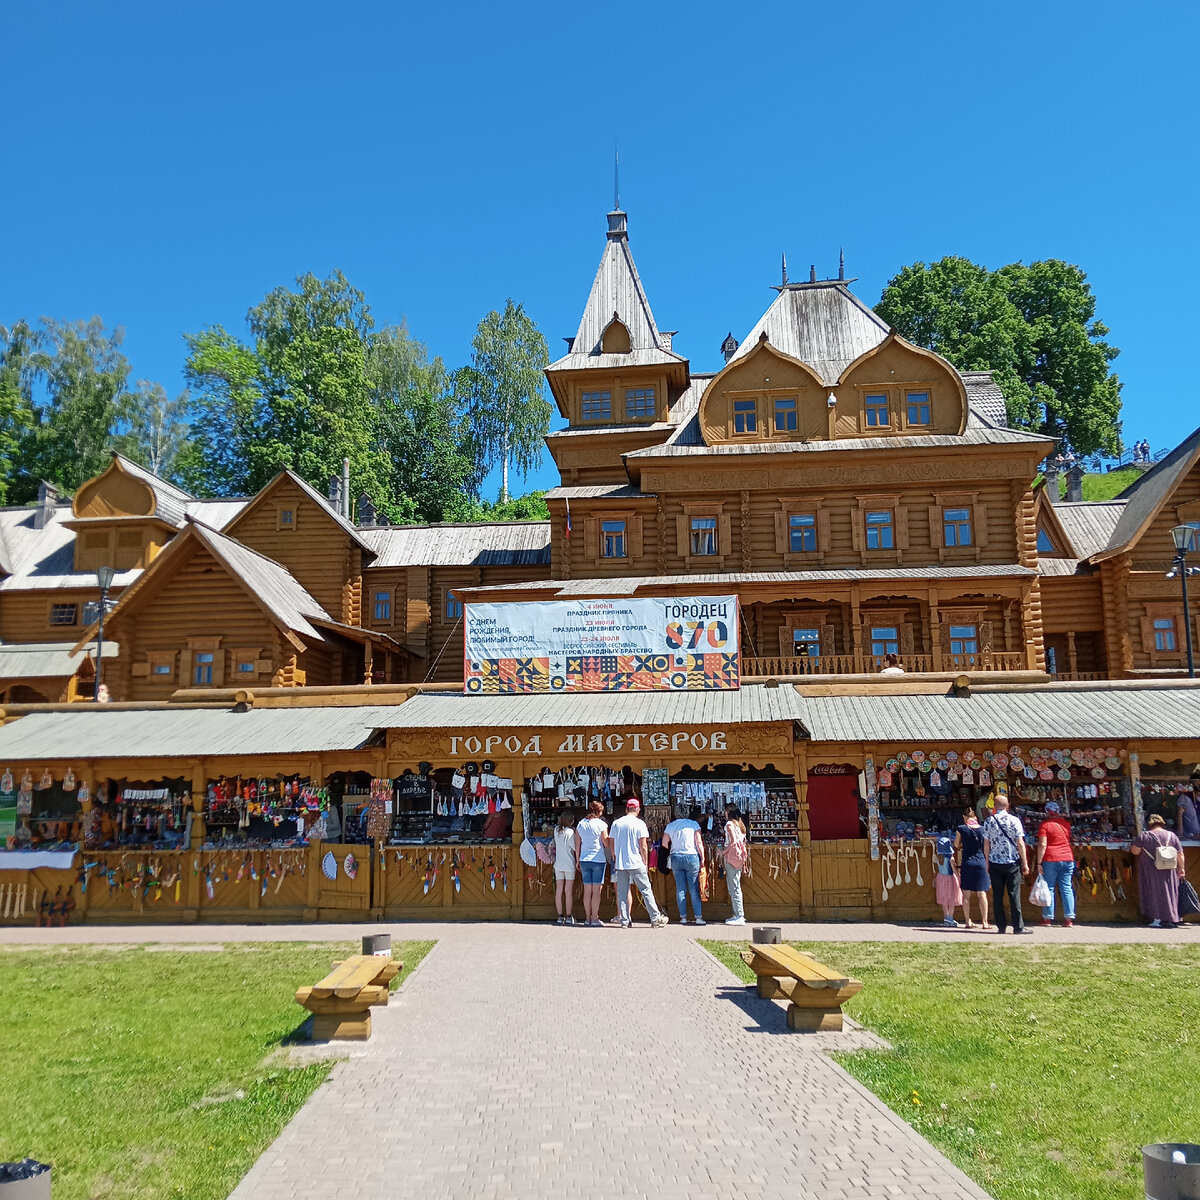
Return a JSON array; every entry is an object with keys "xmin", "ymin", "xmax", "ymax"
[
  {"xmin": 16, "ymin": 317, "xmax": 132, "ymax": 500},
  {"xmin": 444, "ymin": 490, "xmax": 550, "ymax": 523},
  {"xmin": 180, "ymin": 326, "xmax": 262, "ymax": 497},
  {"xmin": 876, "ymin": 257, "xmax": 1122, "ymax": 456},
  {"xmin": 115, "ymin": 380, "xmax": 193, "ymax": 480},
  {"xmin": 369, "ymin": 322, "xmax": 482, "ymax": 523},
  {"xmin": 0, "ymin": 324, "xmax": 35, "ymax": 503},
  {"xmin": 459, "ymin": 299, "xmax": 551, "ymax": 502}
]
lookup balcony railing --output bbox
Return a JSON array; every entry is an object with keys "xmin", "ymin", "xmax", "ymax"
[{"xmin": 743, "ymin": 650, "xmax": 1026, "ymax": 677}]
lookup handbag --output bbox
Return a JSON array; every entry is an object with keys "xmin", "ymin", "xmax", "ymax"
[
  {"xmin": 1179, "ymin": 878, "xmax": 1200, "ymax": 919},
  {"xmin": 698, "ymin": 864, "xmax": 709, "ymax": 902}
]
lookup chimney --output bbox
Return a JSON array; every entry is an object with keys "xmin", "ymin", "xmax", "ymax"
[
  {"xmin": 809, "ymin": 264, "xmax": 817, "ymax": 283},
  {"xmin": 358, "ymin": 493, "xmax": 377, "ymax": 529},
  {"xmin": 720, "ymin": 333, "xmax": 739, "ymax": 363},
  {"xmin": 1066, "ymin": 462, "xmax": 1084, "ymax": 503},
  {"xmin": 34, "ymin": 481, "xmax": 60, "ymax": 530},
  {"xmin": 1043, "ymin": 459, "xmax": 1060, "ymax": 505},
  {"xmin": 328, "ymin": 475, "xmax": 342, "ymax": 511},
  {"xmin": 342, "ymin": 458, "xmax": 351, "ymax": 520}
]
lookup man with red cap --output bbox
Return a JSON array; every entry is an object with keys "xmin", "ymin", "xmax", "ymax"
[{"xmin": 608, "ymin": 797, "xmax": 669, "ymax": 928}]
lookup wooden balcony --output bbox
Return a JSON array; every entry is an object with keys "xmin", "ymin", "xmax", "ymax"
[{"xmin": 743, "ymin": 650, "xmax": 1027, "ymax": 677}]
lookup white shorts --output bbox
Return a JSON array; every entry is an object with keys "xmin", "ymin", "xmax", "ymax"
[{"xmin": 554, "ymin": 868, "xmax": 576, "ymax": 881}]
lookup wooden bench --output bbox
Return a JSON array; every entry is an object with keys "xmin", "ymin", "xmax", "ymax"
[
  {"xmin": 295, "ymin": 953, "xmax": 403, "ymax": 1041},
  {"xmin": 739, "ymin": 943, "xmax": 862, "ymax": 1031}
]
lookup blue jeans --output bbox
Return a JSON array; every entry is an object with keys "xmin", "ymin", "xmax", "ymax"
[
  {"xmin": 1041, "ymin": 859, "xmax": 1076, "ymax": 921},
  {"xmin": 670, "ymin": 853, "xmax": 702, "ymax": 920}
]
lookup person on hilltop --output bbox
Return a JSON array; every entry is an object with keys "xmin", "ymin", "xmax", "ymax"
[
  {"xmin": 983, "ymin": 793, "xmax": 1031, "ymax": 934},
  {"xmin": 1035, "ymin": 801, "xmax": 1076, "ymax": 927},
  {"xmin": 663, "ymin": 804, "xmax": 705, "ymax": 925},
  {"xmin": 1131, "ymin": 813, "xmax": 1186, "ymax": 928},
  {"xmin": 608, "ymin": 798, "xmax": 668, "ymax": 929}
]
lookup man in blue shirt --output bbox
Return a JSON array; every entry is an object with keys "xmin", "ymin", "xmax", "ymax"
[{"xmin": 983, "ymin": 794, "xmax": 1031, "ymax": 934}]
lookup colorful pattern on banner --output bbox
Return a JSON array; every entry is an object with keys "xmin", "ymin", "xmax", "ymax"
[{"xmin": 464, "ymin": 597, "xmax": 740, "ymax": 694}]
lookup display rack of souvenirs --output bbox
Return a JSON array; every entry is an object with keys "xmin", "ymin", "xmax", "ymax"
[
  {"xmin": 525, "ymin": 765, "xmax": 640, "ymax": 833},
  {"xmin": 670, "ymin": 776, "xmax": 796, "ymax": 845},
  {"xmin": 202, "ymin": 775, "xmax": 325, "ymax": 848},
  {"xmin": 2, "ymin": 768, "xmax": 83, "ymax": 850},
  {"xmin": 79, "ymin": 780, "xmax": 188, "ymax": 850},
  {"xmin": 388, "ymin": 764, "xmax": 514, "ymax": 845},
  {"xmin": 1139, "ymin": 778, "xmax": 1199, "ymax": 830}
]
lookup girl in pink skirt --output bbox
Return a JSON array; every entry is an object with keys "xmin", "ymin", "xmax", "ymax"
[{"xmin": 935, "ymin": 834, "xmax": 963, "ymax": 928}]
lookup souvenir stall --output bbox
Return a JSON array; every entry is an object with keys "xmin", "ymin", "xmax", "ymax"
[{"xmin": 0, "ymin": 766, "xmax": 82, "ymax": 926}]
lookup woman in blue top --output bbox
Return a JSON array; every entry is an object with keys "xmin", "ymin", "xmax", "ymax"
[{"xmin": 954, "ymin": 808, "xmax": 990, "ymax": 930}]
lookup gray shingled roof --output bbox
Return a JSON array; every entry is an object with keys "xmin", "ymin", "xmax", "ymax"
[
  {"xmin": 1053, "ymin": 501, "xmax": 1127, "ymax": 559},
  {"xmin": 625, "ymin": 425, "xmax": 1053, "ymax": 460},
  {"xmin": 797, "ymin": 682, "xmax": 1200, "ymax": 743},
  {"xmin": 0, "ymin": 703, "xmax": 399, "ymax": 760},
  {"xmin": 0, "ymin": 507, "xmax": 141, "ymax": 592},
  {"xmin": 543, "ymin": 484, "xmax": 652, "ymax": 501},
  {"xmin": 185, "ymin": 498, "xmax": 249, "ymax": 529},
  {"xmin": 373, "ymin": 683, "xmax": 806, "ymax": 730},
  {"xmin": 725, "ymin": 283, "xmax": 890, "ymax": 385},
  {"xmin": 547, "ymin": 210, "xmax": 684, "ymax": 374},
  {"xmin": 960, "ymin": 371, "xmax": 1009, "ymax": 427},
  {"xmin": 1094, "ymin": 426, "xmax": 1200, "ymax": 560},
  {"xmin": 277, "ymin": 471, "xmax": 378, "ymax": 553},
  {"xmin": 458, "ymin": 563, "xmax": 1037, "ymax": 598},
  {"xmin": 360, "ymin": 522, "xmax": 551, "ymax": 569},
  {"xmin": 0, "ymin": 640, "xmax": 117, "ymax": 681}
]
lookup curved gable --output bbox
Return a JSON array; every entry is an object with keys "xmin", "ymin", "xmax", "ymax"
[
  {"xmin": 835, "ymin": 333, "xmax": 967, "ymax": 437},
  {"xmin": 73, "ymin": 458, "xmax": 157, "ymax": 519},
  {"xmin": 697, "ymin": 335, "xmax": 826, "ymax": 445}
]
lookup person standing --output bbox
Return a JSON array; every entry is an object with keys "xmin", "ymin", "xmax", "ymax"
[
  {"xmin": 1035, "ymin": 801, "xmax": 1076, "ymax": 927},
  {"xmin": 721, "ymin": 804, "xmax": 749, "ymax": 926},
  {"xmin": 983, "ymin": 794, "xmax": 1031, "ymax": 933},
  {"xmin": 553, "ymin": 812, "xmax": 578, "ymax": 926},
  {"xmin": 1131, "ymin": 813, "xmax": 1186, "ymax": 928},
  {"xmin": 575, "ymin": 800, "xmax": 609, "ymax": 928},
  {"xmin": 954, "ymin": 808, "xmax": 990, "ymax": 929},
  {"xmin": 608, "ymin": 798, "xmax": 668, "ymax": 928},
  {"xmin": 1177, "ymin": 786, "xmax": 1200, "ymax": 841},
  {"xmin": 934, "ymin": 834, "xmax": 963, "ymax": 928},
  {"xmin": 662, "ymin": 804, "xmax": 705, "ymax": 925}
]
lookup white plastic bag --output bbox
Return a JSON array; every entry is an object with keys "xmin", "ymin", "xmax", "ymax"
[{"xmin": 1029, "ymin": 875, "xmax": 1052, "ymax": 907}]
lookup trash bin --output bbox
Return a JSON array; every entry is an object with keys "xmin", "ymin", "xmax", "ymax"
[
  {"xmin": 1144, "ymin": 1143, "xmax": 1200, "ymax": 1200},
  {"xmin": 362, "ymin": 933, "xmax": 391, "ymax": 957},
  {"xmin": 0, "ymin": 1159, "xmax": 51, "ymax": 1199},
  {"xmin": 752, "ymin": 926, "xmax": 781, "ymax": 945}
]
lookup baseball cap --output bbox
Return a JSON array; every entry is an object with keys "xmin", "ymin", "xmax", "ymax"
[{"xmin": 626, "ymin": 798, "xmax": 640, "ymax": 810}]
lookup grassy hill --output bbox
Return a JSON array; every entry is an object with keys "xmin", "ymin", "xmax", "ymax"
[{"xmin": 1080, "ymin": 466, "xmax": 1140, "ymax": 501}]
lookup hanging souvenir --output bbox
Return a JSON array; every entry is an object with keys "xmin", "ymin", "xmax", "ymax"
[
  {"xmin": 1090, "ymin": 766, "xmax": 1106, "ymax": 779},
  {"xmin": 1010, "ymin": 757, "xmax": 1025, "ymax": 772},
  {"xmin": 1039, "ymin": 767, "xmax": 1054, "ymax": 781},
  {"xmin": 1057, "ymin": 768, "xmax": 1072, "ymax": 781},
  {"xmin": 62, "ymin": 767, "xmax": 76, "ymax": 791},
  {"xmin": 993, "ymin": 754, "xmax": 1008, "ymax": 771},
  {"xmin": 929, "ymin": 770, "xmax": 942, "ymax": 787},
  {"xmin": 878, "ymin": 769, "xmax": 893, "ymax": 788},
  {"xmin": 1024, "ymin": 765, "xmax": 1037, "ymax": 779},
  {"xmin": 1071, "ymin": 748, "xmax": 1084, "ymax": 765},
  {"xmin": 1105, "ymin": 756, "xmax": 1121, "ymax": 771},
  {"xmin": 979, "ymin": 769, "xmax": 991, "ymax": 788},
  {"xmin": 321, "ymin": 850, "xmax": 338, "ymax": 881},
  {"xmin": 1008, "ymin": 745, "xmax": 1021, "ymax": 758},
  {"xmin": 78, "ymin": 781, "xmax": 90, "ymax": 804},
  {"xmin": 912, "ymin": 751, "xmax": 926, "ymax": 764},
  {"xmin": 38, "ymin": 768, "xmax": 53, "ymax": 790},
  {"xmin": 918, "ymin": 760, "xmax": 932, "ymax": 774},
  {"xmin": 962, "ymin": 768, "xmax": 975, "ymax": 785},
  {"xmin": 0, "ymin": 769, "xmax": 12, "ymax": 794},
  {"xmin": 344, "ymin": 853, "xmax": 358, "ymax": 881},
  {"xmin": 886, "ymin": 758, "xmax": 899, "ymax": 771},
  {"xmin": 936, "ymin": 758, "xmax": 949, "ymax": 772},
  {"xmin": 983, "ymin": 750, "xmax": 994, "ymax": 761},
  {"xmin": 970, "ymin": 758, "xmax": 983, "ymax": 772}
]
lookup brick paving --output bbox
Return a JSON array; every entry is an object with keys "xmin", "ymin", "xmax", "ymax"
[{"xmin": 222, "ymin": 921, "xmax": 996, "ymax": 1200}]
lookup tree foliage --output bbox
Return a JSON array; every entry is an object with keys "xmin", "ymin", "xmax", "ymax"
[
  {"xmin": 876, "ymin": 257, "xmax": 1122, "ymax": 456},
  {"xmin": 459, "ymin": 299, "xmax": 551, "ymax": 502},
  {"xmin": 444, "ymin": 490, "xmax": 550, "ymax": 523},
  {"xmin": 114, "ymin": 381, "xmax": 192, "ymax": 478},
  {"xmin": 0, "ymin": 324, "xmax": 35, "ymax": 504}
]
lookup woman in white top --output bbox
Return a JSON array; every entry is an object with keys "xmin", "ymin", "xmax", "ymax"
[
  {"xmin": 574, "ymin": 800, "xmax": 609, "ymax": 927},
  {"xmin": 553, "ymin": 812, "xmax": 577, "ymax": 926},
  {"xmin": 662, "ymin": 805, "xmax": 705, "ymax": 925}
]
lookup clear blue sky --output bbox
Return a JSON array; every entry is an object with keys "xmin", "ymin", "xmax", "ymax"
[{"xmin": 4, "ymin": 0, "xmax": 1197, "ymax": 500}]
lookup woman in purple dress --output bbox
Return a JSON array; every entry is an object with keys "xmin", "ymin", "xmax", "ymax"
[{"xmin": 1131, "ymin": 813, "xmax": 1186, "ymax": 928}]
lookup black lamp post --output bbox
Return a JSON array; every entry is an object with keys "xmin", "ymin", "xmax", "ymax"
[
  {"xmin": 1170, "ymin": 525, "xmax": 1197, "ymax": 679},
  {"xmin": 94, "ymin": 565, "xmax": 115, "ymax": 701}
]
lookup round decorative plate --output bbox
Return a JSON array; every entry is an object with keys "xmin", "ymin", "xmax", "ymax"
[{"xmin": 1091, "ymin": 766, "xmax": 1106, "ymax": 779}]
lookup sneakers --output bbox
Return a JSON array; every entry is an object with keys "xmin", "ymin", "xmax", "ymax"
[
  {"xmin": 1149, "ymin": 918, "xmax": 1163, "ymax": 928},
  {"xmin": 565, "ymin": 915, "xmax": 575, "ymax": 926},
  {"xmin": 693, "ymin": 918, "xmax": 706, "ymax": 926},
  {"xmin": 678, "ymin": 917, "xmax": 691, "ymax": 925},
  {"xmin": 725, "ymin": 916, "xmax": 746, "ymax": 926},
  {"xmin": 1039, "ymin": 919, "xmax": 1053, "ymax": 927},
  {"xmin": 651, "ymin": 914, "xmax": 669, "ymax": 928},
  {"xmin": 1062, "ymin": 919, "xmax": 1074, "ymax": 927},
  {"xmin": 607, "ymin": 916, "xmax": 626, "ymax": 926},
  {"xmin": 555, "ymin": 915, "xmax": 565, "ymax": 926},
  {"xmin": 943, "ymin": 917, "xmax": 958, "ymax": 928}
]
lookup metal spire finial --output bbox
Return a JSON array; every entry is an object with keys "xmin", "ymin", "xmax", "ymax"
[
  {"xmin": 781, "ymin": 252, "xmax": 788, "ymax": 286},
  {"xmin": 839, "ymin": 247, "xmax": 845, "ymax": 281},
  {"xmin": 614, "ymin": 146, "xmax": 620, "ymax": 211}
]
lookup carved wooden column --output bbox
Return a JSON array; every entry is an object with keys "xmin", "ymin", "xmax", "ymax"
[{"xmin": 850, "ymin": 588, "xmax": 863, "ymax": 671}]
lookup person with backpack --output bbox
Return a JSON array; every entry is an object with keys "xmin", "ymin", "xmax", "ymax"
[
  {"xmin": 1131, "ymin": 813, "xmax": 1186, "ymax": 928},
  {"xmin": 721, "ymin": 804, "xmax": 749, "ymax": 926}
]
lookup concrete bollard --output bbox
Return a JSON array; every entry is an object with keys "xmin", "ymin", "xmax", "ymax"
[
  {"xmin": 752, "ymin": 926, "xmax": 781, "ymax": 945},
  {"xmin": 362, "ymin": 933, "xmax": 391, "ymax": 957},
  {"xmin": 1143, "ymin": 1144, "xmax": 1200, "ymax": 1199}
]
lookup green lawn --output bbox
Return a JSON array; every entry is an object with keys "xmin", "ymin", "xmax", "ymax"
[
  {"xmin": 704, "ymin": 940, "xmax": 1198, "ymax": 1200},
  {"xmin": 0, "ymin": 939, "xmax": 433, "ymax": 1200},
  {"xmin": 1080, "ymin": 467, "xmax": 1140, "ymax": 501}
]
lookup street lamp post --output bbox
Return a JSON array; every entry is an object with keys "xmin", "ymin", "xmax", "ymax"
[
  {"xmin": 1170, "ymin": 525, "xmax": 1198, "ymax": 679},
  {"xmin": 94, "ymin": 565, "xmax": 115, "ymax": 701}
]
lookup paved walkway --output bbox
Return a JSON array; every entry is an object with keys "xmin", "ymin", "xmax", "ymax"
[{"xmin": 225, "ymin": 922, "xmax": 995, "ymax": 1200}]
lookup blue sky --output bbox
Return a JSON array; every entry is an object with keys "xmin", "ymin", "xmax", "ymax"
[{"xmin": 4, "ymin": 0, "xmax": 1197, "ymax": 500}]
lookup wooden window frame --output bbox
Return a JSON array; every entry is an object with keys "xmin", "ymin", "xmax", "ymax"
[
  {"xmin": 772, "ymin": 396, "xmax": 798, "ymax": 433},
  {"xmin": 930, "ymin": 491, "xmax": 985, "ymax": 563},
  {"xmin": 774, "ymin": 500, "xmax": 829, "ymax": 565},
  {"xmin": 581, "ymin": 509, "xmax": 644, "ymax": 563},
  {"xmin": 1142, "ymin": 603, "xmax": 1185, "ymax": 667},
  {"xmin": 48, "ymin": 602, "xmax": 78, "ymax": 627},
  {"xmin": 186, "ymin": 637, "xmax": 224, "ymax": 688},
  {"xmin": 580, "ymin": 390, "xmax": 613, "ymax": 422},
  {"xmin": 624, "ymin": 387, "xmax": 656, "ymax": 421},
  {"xmin": 276, "ymin": 505, "xmax": 297, "ymax": 531},
  {"xmin": 862, "ymin": 390, "xmax": 892, "ymax": 432},
  {"xmin": 600, "ymin": 517, "xmax": 628, "ymax": 560},
  {"xmin": 676, "ymin": 503, "xmax": 731, "ymax": 568},
  {"xmin": 229, "ymin": 647, "xmax": 262, "ymax": 678},
  {"xmin": 852, "ymin": 495, "xmax": 906, "ymax": 564},
  {"xmin": 135, "ymin": 650, "xmax": 177, "ymax": 681},
  {"xmin": 731, "ymin": 398, "xmax": 758, "ymax": 438},
  {"xmin": 777, "ymin": 611, "xmax": 837, "ymax": 660},
  {"xmin": 373, "ymin": 589, "xmax": 393, "ymax": 624},
  {"xmin": 444, "ymin": 590, "xmax": 464, "ymax": 621}
]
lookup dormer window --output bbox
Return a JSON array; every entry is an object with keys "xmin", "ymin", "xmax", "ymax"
[
  {"xmin": 906, "ymin": 391, "xmax": 931, "ymax": 426},
  {"xmin": 732, "ymin": 399, "xmax": 757, "ymax": 435},
  {"xmin": 865, "ymin": 394, "xmax": 890, "ymax": 427},
  {"xmin": 581, "ymin": 391, "xmax": 612, "ymax": 421},
  {"xmin": 600, "ymin": 316, "xmax": 631, "ymax": 354},
  {"xmin": 624, "ymin": 388, "xmax": 655, "ymax": 420},
  {"xmin": 773, "ymin": 397, "xmax": 798, "ymax": 432}
]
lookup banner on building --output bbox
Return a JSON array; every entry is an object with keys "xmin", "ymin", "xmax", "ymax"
[{"xmin": 464, "ymin": 597, "xmax": 740, "ymax": 694}]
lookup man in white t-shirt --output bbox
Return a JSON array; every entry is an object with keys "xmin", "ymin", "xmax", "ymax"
[{"xmin": 608, "ymin": 798, "xmax": 669, "ymax": 928}]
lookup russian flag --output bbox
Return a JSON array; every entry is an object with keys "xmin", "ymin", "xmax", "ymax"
[{"xmin": 564, "ymin": 497, "xmax": 572, "ymax": 540}]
